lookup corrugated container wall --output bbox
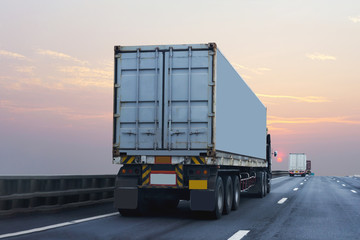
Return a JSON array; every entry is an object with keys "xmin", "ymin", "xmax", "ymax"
[{"xmin": 113, "ymin": 43, "xmax": 266, "ymax": 160}]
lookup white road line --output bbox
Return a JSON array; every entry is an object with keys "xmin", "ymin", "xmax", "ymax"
[
  {"xmin": 300, "ymin": 183, "xmax": 304, "ymax": 185},
  {"xmin": 337, "ymin": 181, "xmax": 340, "ymax": 183},
  {"xmin": 277, "ymin": 198, "xmax": 288, "ymax": 204},
  {"xmin": 0, "ymin": 212, "xmax": 118, "ymax": 239},
  {"xmin": 342, "ymin": 184, "xmax": 346, "ymax": 187},
  {"xmin": 293, "ymin": 188, "xmax": 299, "ymax": 191},
  {"xmin": 304, "ymin": 180, "xmax": 307, "ymax": 182},
  {"xmin": 228, "ymin": 230, "xmax": 250, "ymax": 240},
  {"xmin": 351, "ymin": 190, "xmax": 357, "ymax": 193}
]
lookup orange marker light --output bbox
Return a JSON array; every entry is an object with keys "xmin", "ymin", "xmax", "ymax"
[
  {"xmin": 203, "ymin": 170, "xmax": 208, "ymax": 175},
  {"xmin": 121, "ymin": 169, "xmax": 126, "ymax": 174}
]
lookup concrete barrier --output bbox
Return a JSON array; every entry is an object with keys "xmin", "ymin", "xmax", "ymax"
[{"xmin": 0, "ymin": 175, "xmax": 115, "ymax": 216}]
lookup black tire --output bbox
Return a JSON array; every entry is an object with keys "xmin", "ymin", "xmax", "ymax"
[
  {"xmin": 118, "ymin": 208, "xmax": 140, "ymax": 217},
  {"xmin": 164, "ymin": 199, "xmax": 180, "ymax": 209},
  {"xmin": 302, "ymin": 174, "xmax": 306, "ymax": 177},
  {"xmin": 223, "ymin": 176, "xmax": 233, "ymax": 215},
  {"xmin": 232, "ymin": 176, "xmax": 240, "ymax": 210},
  {"xmin": 210, "ymin": 176, "xmax": 224, "ymax": 219},
  {"xmin": 257, "ymin": 172, "xmax": 265, "ymax": 198},
  {"xmin": 263, "ymin": 173, "xmax": 267, "ymax": 197},
  {"xmin": 267, "ymin": 175, "xmax": 271, "ymax": 194}
]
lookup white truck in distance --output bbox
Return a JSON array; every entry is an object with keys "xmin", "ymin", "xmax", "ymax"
[{"xmin": 289, "ymin": 153, "xmax": 307, "ymax": 177}]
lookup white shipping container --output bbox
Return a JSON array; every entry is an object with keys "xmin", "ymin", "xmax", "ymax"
[
  {"xmin": 289, "ymin": 153, "xmax": 307, "ymax": 172},
  {"xmin": 113, "ymin": 43, "xmax": 267, "ymax": 160}
]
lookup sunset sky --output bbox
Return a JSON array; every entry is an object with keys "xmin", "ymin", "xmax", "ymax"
[{"xmin": 1, "ymin": 0, "xmax": 359, "ymax": 176}]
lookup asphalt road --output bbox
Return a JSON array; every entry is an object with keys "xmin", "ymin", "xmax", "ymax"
[{"xmin": 1, "ymin": 176, "xmax": 359, "ymax": 240}]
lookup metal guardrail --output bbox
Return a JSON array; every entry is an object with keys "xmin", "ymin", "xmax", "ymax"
[
  {"xmin": 0, "ymin": 171, "xmax": 288, "ymax": 216},
  {"xmin": 0, "ymin": 175, "xmax": 115, "ymax": 216}
]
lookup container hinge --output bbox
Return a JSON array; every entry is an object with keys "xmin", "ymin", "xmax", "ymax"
[
  {"xmin": 208, "ymin": 51, "xmax": 215, "ymax": 56},
  {"xmin": 170, "ymin": 130, "xmax": 185, "ymax": 136},
  {"xmin": 114, "ymin": 84, "xmax": 120, "ymax": 88},
  {"xmin": 115, "ymin": 53, "xmax": 121, "ymax": 58},
  {"xmin": 208, "ymin": 82, "xmax": 215, "ymax": 86},
  {"xmin": 141, "ymin": 130, "xmax": 155, "ymax": 136},
  {"xmin": 190, "ymin": 130, "xmax": 204, "ymax": 135},
  {"xmin": 114, "ymin": 114, "xmax": 120, "ymax": 118},
  {"xmin": 124, "ymin": 131, "xmax": 137, "ymax": 135},
  {"xmin": 208, "ymin": 113, "xmax": 215, "ymax": 117}
]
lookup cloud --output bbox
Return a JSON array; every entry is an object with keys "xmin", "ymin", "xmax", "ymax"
[
  {"xmin": 268, "ymin": 116, "xmax": 360, "ymax": 125},
  {"xmin": 15, "ymin": 66, "xmax": 35, "ymax": 73},
  {"xmin": 348, "ymin": 16, "xmax": 360, "ymax": 23},
  {"xmin": 36, "ymin": 49, "xmax": 88, "ymax": 65},
  {"xmin": 0, "ymin": 50, "xmax": 26, "ymax": 60},
  {"xmin": 57, "ymin": 66, "xmax": 112, "ymax": 88},
  {"xmin": 306, "ymin": 53, "xmax": 336, "ymax": 61},
  {"xmin": 232, "ymin": 63, "xmax": 271, "ymax": 75},
  {"xmin": 0, "ymin": 100, "xmax": 111, "ymax": 121},
  {"xmin": 257, "ymin": 94, "xmax": 330, "ymax": 103}
]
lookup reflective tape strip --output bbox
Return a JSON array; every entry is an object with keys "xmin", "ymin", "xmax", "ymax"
[
  {"xmin": 189, "ymin": 180, "xmax": 207, "ymax": 189},
  {"xmin": 142, "ymin": 165, "xmax": 151, "ymax": 186},
  {"xmin": 175, "ymin": 164, "xmax": 184, "ymax": 187},
  {"xmin": 139, "ymin": 185, "xmax": 180, "ymax": 189},
  {"xmin": 191, "ymin": 156, "xmax": 205, "ymax": 165},
  {"xmin": 121, "ymin": 156, "xmax": 135, "ymax": 164}
]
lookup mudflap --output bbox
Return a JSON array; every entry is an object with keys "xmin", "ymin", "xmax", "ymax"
[
  {"xmin": 114, "ymin": 187, "xmax": 138, "ymax": 209},
  {"xmin": 114, "ymin": 174, "xmax": 139, "ymax": 210},
  {"xmin": 190, "ymin": 190, "xmax": 215, "ymax": 211}
]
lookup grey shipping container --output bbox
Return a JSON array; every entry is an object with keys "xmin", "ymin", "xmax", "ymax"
[
  {"xmin": 113, "ymin": 43, "xmax": 272, "ymax": 219},
  {"xmin": 113, "ymin": 43, "xmax": 266, "ymax": 161}
]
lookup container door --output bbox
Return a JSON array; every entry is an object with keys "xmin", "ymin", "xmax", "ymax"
[
  {"xmin": 114, "ymin": 49, "xmax": 163, "ymax": 150},
  {"xmin": 163, "ymin": 48, "xmax": 213, "ymax": 150}
]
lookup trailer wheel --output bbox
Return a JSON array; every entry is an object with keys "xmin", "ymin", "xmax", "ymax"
[
  {"xmin": 263, "ymin": 173, "xmax": 267, "ymax": 197},
  {"xmin": 223, "ymin": 176, "xmax": 233, "ymax": 215},
  {"xmin": 232, "ymin": 176, "xmax": 240, "ymax": 210},
  {"xmin": 210, "ymin": 176, "xmax": 224, "ymax": 219},
  {"xmin": 118, "ymin": 209, "xmax": 140, "ymax": 216},
  {"xmin": 267, "ymin": 174, "xmax": 271, "ymax": 194},
  {"xmin": 256, "ymin": 172, "xmax": 265, "ymax": 198},
  {"xmin": 164, "ymin": 199, "xmax": 180, "ymax": 209}
]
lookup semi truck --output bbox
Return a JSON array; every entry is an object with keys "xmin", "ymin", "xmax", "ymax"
[
  {"xmin": 306, "ymin": 160, "xmax": 312, "ymax": 174},
  {"xmin": 288, "ymin": 153, "xmax": 307, "ymax": 177},
  {"xmin": 112, "ymin": 43, "xmax": 272, "ymax": 219}
]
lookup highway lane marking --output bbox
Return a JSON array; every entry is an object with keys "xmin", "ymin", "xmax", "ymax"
[
  {"xmin": 277, "ymin": 198, "xmax": 288, "ymax": 204},
  {"xmin": 300, "ymin": 183, "xmax": 304, "ymax": 185},
  {"xmin": 0, "ymin": 212, "xmax": 118, "ymax": 239},
  {"xmin": 351, "ymin": 190, "xmax": 357, "ymax": 193},
  {"xmin": 337, "ymin": 180, "xmax": 340, "ymax": 183},
  {"xmin": 293, "ymin": 188, "xmax": 299, "ymax": 191},
  {"xmin": 228, "ymin": 230, "xmax": 250, "ymax": 240},
  {"xmin": 342, "ymin": 184, "xmax": 346, "ymax": 187}
]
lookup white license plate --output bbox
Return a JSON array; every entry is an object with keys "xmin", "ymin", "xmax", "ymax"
[{"xmin": 150, "ymin": 171, "xmax": 176, "ymax": 186}]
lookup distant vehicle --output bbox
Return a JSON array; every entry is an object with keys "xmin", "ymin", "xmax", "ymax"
[
  {"xmin": 288, "ymin": 153, "xmax": 306, "ymax": 177},
  {"xmin": 306, "ymin": 160, "xmax": 311, "ymax": 174},
  {"xmin": 112, "ymin": 43, "xmax": 272, "ymax": 219}
]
